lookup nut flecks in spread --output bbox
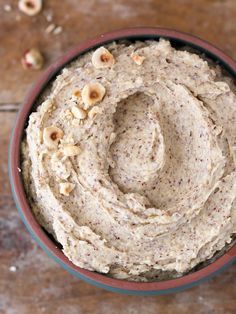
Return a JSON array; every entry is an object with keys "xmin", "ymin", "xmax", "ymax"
[{"xmin": 22, "ymin": 40, "xmax": 236, "ymax": 282}]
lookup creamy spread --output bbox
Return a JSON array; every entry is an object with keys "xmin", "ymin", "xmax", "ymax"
[{"xmin": 21, "ymin": 40, "xmax": 236, "ymax": 281}]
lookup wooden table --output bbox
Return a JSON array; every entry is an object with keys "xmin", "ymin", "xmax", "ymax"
[{"xmin": 1, "ymin": 0, "xmax": 236, "ymax": 313}]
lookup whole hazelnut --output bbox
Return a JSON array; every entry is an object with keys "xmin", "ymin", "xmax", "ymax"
[{"xmin": 21, "ymin": 48, "xmax": 44, "ymax": 70}]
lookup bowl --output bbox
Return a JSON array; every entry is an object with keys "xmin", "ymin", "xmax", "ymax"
[{"xmin": 9, "ymin": 27, "xmax": 236, "ymax": 295}]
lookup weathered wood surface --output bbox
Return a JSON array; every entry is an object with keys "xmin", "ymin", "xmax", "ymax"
[{"xmin": 1, "ymin": 0, "xmax": 236, "ymax": 313}]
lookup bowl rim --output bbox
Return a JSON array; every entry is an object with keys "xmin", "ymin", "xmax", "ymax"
[{"xmin": 9, "ymin": 27, "xmax": 236, "ymax": 295}]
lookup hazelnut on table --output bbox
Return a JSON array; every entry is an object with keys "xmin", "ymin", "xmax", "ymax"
[
  {"xmin": 18, "ymin": 0, "xmax": 43, "ymax": 16},
  {"xmin": 21, "ymin": 48, "xmax": 44, "ymax": 70}
]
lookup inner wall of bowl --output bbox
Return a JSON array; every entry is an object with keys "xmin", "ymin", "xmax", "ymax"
[{"xmin": 20, "ymin": 34, "xmax": 236, "ymax": 280}]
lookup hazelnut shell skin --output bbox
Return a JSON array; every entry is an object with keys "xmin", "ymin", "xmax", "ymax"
[{"xmin": 21, "ymin": 48, "xmax": 44, "ymax": 70}]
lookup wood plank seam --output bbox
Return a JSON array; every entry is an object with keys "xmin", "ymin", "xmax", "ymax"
[{"xmin": 0, "ymin": 103, "xmax": 20, "ymax": 112}]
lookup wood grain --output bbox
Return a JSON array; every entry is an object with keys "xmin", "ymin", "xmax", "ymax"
[
  {"xmin": 0, "ymin": 0, "xmax": 236, "ymax": 313},
  {"xmin": 1, "ymin": 0, "xmax": 236, "ymax": 104}
]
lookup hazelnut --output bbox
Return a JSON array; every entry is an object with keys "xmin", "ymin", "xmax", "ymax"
[
  {"xmin": 62, "ymin": 145, "xmax": 81, "ymax": 157},
  {"xmin": 92, "ymin": 47, "xmax": 115, "ymax": 69},
  {"xmin": 59, "ymin": 182, "xmax": 75, "ymax": 196},
  {"xmin": 88, "ymin": 106, "xmax": 102, "ymax": 120},
  {"xmin": 18, "ymin": 0, "xmax": 42, "ymax": 16},
  {"xmin": 21, "ymin": 48, "xmax": 44, "ymax": 70},
  {"xmin": 82, "ymin": 82, "xmax": 106, "ymax": 109},
  {"xmin": 71, "ymin": 106, "xmax": 87, "ymax": 120},
  {"xmin": 43, "ymin": 126, "xmax": 64, "ymax": 149},
  {"xmin": 131, "ymin": 52, "xmax": 145, "ymax": 65}
]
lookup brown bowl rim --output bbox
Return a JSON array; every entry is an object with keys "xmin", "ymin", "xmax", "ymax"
[{"xmin": 9, "ymin": 27, "xmax": 236, "ymax": 294}]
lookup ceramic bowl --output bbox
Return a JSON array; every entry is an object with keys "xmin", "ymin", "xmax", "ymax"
[{"xmin": 9, "ymin": 27, "xmax": 236, "ymax": 295}]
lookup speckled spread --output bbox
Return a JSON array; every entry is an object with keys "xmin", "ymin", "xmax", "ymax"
[{"xmin": 21, "ymin": 40, "xmax": 236, "ymax": 281}]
